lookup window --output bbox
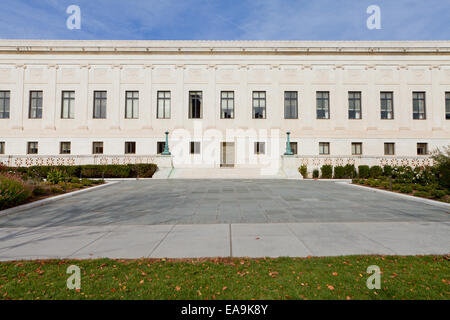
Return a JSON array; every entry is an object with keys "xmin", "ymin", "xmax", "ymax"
[
  {"xmin": 61, "ymin": 91, "xmax": 75, "ymax": 119},
  {"xmin": 190, "ymin": 142, "xmax": 201, "ymax": 154},
  {"xmin": 319, "ymin": 142, "xmax": 330, "ymax": 155},
  {"xmin": 27, "ymin": 142, "xmax": 38, "ymax": 154},
  {"xmin": 0, "ymin": 91, "xmax": 10, "ymax": 119},
  {"xmin": 384, "ymin": 143, "xmax": 395, "ymax": 155},
  {"xmin": 413, "ymin": 92, "xmax": 426, "ymax": 120},
  {"xmin": 380, "ymin": 92, "xmax": 394, "ymax": 119},
  {"xmin": 284, "ymin": 91, "xmax": 298, "ymax": 119},
  {"xmin": 157, "ymin": 142, "xmax": 166, "ymax": 154},
  {"xmin": 93, "ymin": 91, "xmax": 107, "ymax": 119},
  {"xmin": 125, "ymin": 91, "xmax": 139, "ymax": 119},
  {"xmin": 221, "ymin": 91, "xmax": 234, "ymax": 119},
  {"xmin": 290, "ymin": 142, "xmax": 298, "ymax": 155},
  {"xmin": 29, "ymin": 91, "xmax": 43, "ymax": 119},
  {"xmin": 252, "ymin": 91, "xmax": 266, "ymax": 119},
  {"xmin": 254, "ymin": 142, "xmax": 265, "ymax": 155},
  {"xmin": 92, "ymin": 142, "xmax": 104, "ymax": 154},
  {"xmin": 417, "ymin": 143, "xmax": 428, "ymax": 155},
  {"xmin": 125, "ymin": 142, "xmax": 136, "ymax": 154},
  {"xmin": 352, "ymin": 142, "xmax": 362, "ymax": 155},
  {"xmin": 60, "ymin": 142, "xmax": 71, "ymax": 154},
  {"xmin": 446, "ymin": 92, "xmax": 450, "ymax": 120},
  {"xmin": 189, "ymin": 91, "xmax": 202, "ymax": 119},
  {"xmin": 0, "ymin": 142, "xmax": 4, "ymax": 154},
  {"xmin": 316, "ymin": 91, "xmax": 329, "ymax": 119},
  {"xmin": 157, "ymin": 91, "xmax": 171, "ymax": 119},
  {"xmin": 348, "ymin": 92, "xmax": 362, "ymax": 119}
]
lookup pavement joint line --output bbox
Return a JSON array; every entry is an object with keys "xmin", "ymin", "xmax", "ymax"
[
  {"xmin": 337, "ymin": 181, "xmax": 450, "ymax": 210},
  {"xmin": 0, "ymin": 181, "xmax": 120, "ymax": 218},
  {"xmin": 285, "ymin": 223, "xmax": 315, "ymax": 256},
  {"xmin": 67, "ymin": 225, "xmax": 121, "ymax": 259},
  {"xmin": 229, "ymin": 224, "xmax": 233, "ymax": 257},
  {"xmin": 147, "ymin": 224, "xmax": 176, "ymax": 258}
]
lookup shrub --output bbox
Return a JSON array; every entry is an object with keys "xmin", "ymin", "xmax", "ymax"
[
  {"xmin": 344, "ymin": 164, "xmax": 356, "ymax": 178},
  {"xmin": 369, "ymin": 166, "xmax": 383, "ymax": 178},
  {"xmin": 333, "ymin": 166, "xmax": 345, "ymax": 179},
  {"xmin": 414, "ymin": 191, "xmax": 431, "ymax": 198},
  {"xmin": 430, "ymin": 189, "xmax": 446, "ymax": 199},
  {"xmin": 0, "ymin": 174, "xmax": 32, "ymax": 210},
  {"xmin": 70, "ymin": 183, "xmax": 83, "ymax": 189},
  {"xmin": 132, "ymin": 164, "xmax": 158, "ymax": 178},
  {"xmin": 47, "ymin": 169, "xmax": 67, "ymax": 184},
  {"xmin": 299, "ymin": 165, "xmax": 308, "ymax": 179},
  {"xmin": 391, "ymin": 166, "xmax": 414, "ymax": 184},
  {"xmin": 399, "ymin": 185, "xmax": 413, "ymax": 194},
  {"xmin": 432, "ymin": 146, "xmax": 450, "ymax": 189},
  {"xmin": 81, "ymin": 179, "xmax": 93, "ymax": 186},
  {"xmin": 313, "ymin": 169, "xmax": 319, "ymax": 179},
  {"xmin": 70, "ymin": 177, "xmax": 81, "ymax": 183},
  {"xmin": 358, "ymin": 165, "xmax": 370, "ymax": 179},
  {"xmin": 392, "ymin": 184, "xmax": 402, "ymax": 191},
  {"xmin": 32, "ymin": 185, "xmax": 49, "ymax": 196},
  {"xmin": 320, "ymin": 165, "xmax": 333, "ymax": 179},
  {"xmin": 380, "ymin": 181, "xmax": 390, "ymax": 189},
  {"xmin": 383, "ymin": 165, "xmax": 393, "ymax": 177},
  {"xmin": 352, "ymin": 178, "xmax": 359, "ymax": 184},
  {"xmin": 50, "ymin": 186, "xmax": 64, "ymax": 194}
]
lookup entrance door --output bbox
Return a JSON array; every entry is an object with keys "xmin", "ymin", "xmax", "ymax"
[{"xmin": 220, "ymin": 142, "xmax": 235, "ymax": 167}]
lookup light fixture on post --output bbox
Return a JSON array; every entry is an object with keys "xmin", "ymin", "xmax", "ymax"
[
  {"xmin": 284, "ymin": 131, "xmax": 293, "ymax": 155},
  {"xmin": 162, "ymin": 131, "xmax": 171, "ymax": 155}
]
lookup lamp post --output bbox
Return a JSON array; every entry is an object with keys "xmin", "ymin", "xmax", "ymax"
[
  {"xmin": 284, "ymin": 131, "xmax": 293, "ymax": 155},
  {"xmin": 162, "ymin": 131, "xmax": 171, "ymax": 155}
]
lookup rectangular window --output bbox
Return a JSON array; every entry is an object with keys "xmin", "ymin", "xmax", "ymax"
[
  {"xmin": 290, "ymin": 142, "xmax": 298, "ymax": 155},
  {"xmin": 125, "ymin": 141, "xmax": 136, "ymax": 154},
  {"xmin": 348, "ymin": 91, "xmax": 362, "ymax": 119},
  {"xmin": 417, "ymin": 143, "xmax": 428, "ymax": 155},
  {"xmin": 254, "ymin": 142, "xmax": 265, "ymax": 155},
  {"xmin": 221, "ymin": 91, "xmax": 234, "ymax": 119},
  {"xmin": 316, "ymin": 91, "xmax": 330, "ymax": 119},
  {"xmin": 384, "ymin": 143, "xmax": 395, "ymax": 155},
  {"xmin": 27, "ymin": 142, "xmax": 38, "ymax": 154},
  {"xmin": 284, "ymin": 91, "xmax": 298, "ymax": 119},
  {"xmin": 93, "ymin": 91, "xmax": 107, "ymax": 119},
  {"xmin": 446, "ymin": 92, "xmax": 450, "ymax": 120},
  {"xmin": 413, "ymin": 92, "xmax": 426, "ymax": 120},
  {"xmin": 252, "ymin": 91, "xmax": 266, "ymax": 119},
  {"xmin": 380, "ymin": 91, "xmax": 394, "ymax": 119},
  {"xmin": 61, "ymin": 91, "xmax": 75, "ymax": 119},
  {"xmin": 319, "ymin": 142, "xmax": 330, "ymax": 155},
  {"xmin": 190, "ymin": 142, "xmax": 201, "ymax": 155},
  {"xmin": 92, "ymin": 142, "xmax": 104, "ymax": 155},
  {"xmin": 0, "ymin": 91, "xmax": 10, "ymax": 119},
  {"xmin": 352, "ymin": 142, "xmax": 362, "ymax": 155},
  {"xmin": 125, "ymin": 91, "xmax": 139, "ymax": 119},
  {"xmin": 157, "ymin": 142, "xmax": 166, "ymax": 154},
  {"xmin": 29, "ymin": 91, "xmax": 43, "ymax": 119},
  {"xmin": 60, "ymin": 142, "xmax": 71, "ymax": 155},
  {"xmin": 189, "ymin": 91, "xmax": 202, "ymax": 119},
  {"xmin": 157, "ymin": 91, "xmax": 171, "ymax": 119},
  {"xmin": 0, "ymin": 142, "xmax": 4, "ymax": 154}
]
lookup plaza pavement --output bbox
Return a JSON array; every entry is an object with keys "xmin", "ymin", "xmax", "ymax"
[{"xmin": 0, "ymin": 180, "xmax": 449, "ymax": 260}]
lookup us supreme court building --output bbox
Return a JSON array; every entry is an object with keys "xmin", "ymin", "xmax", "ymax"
[{"xmin": 0, "ymin": 40, "xmax": 449, "ymax": 175}]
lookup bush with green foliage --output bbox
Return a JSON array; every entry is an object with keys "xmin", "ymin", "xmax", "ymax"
[
  {"xmin": 413, "ymin": 191, "xmax": 431, "ymax": 198},
  {"xmin": 313, "ymin": 169, "xmax": 319, "ymax": 179},
  {"xmin": 382, "ymin": 165, "xmax": 393, "ymax": 177},
  {"xmin": 46, "ymin": 169, "xmax": 67, "ymax": 184},
  {"xmin": 399, "ymin": 185, "xmax": 413, "ymax": 194},
  {"xmin": 320, "ymin": 165, "xmax": 333, "ymax": 179},
  {"xmin": 369, "ymin": 166, "xmax": 383, "ymax": 178},
  {"xmin": 358, "ymin": 165, "xmax": 370, "ymax": 179},
  {"xmin": 430, "ymin": 189, "xmax": 446, "ymax": 199},
  {"xmin": 333, "ymin": 166, "xmax": 345, "ymax": 179},
  {"xmin": 299, "ymin": 165, "xmax": 308, "ymax": 179},
  {"xmin": 344, "ymin": 164, "xmax": 356, "ymax": 178},
  {"xmin": 432, "ymin": 146, "xmax": 450, "ymax": 189},
  {"xmin": 0, "ymin": 174, "xmax": 32, "ymax": 210}
]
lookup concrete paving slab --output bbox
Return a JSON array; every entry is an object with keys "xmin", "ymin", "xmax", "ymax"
[
  {"xmin": 231, "ymin": 223, "xmax": 312, "ymax": 258},
  {"xmin": 149, "ymin": 224, "xmax": 230, "ymax": 258}
]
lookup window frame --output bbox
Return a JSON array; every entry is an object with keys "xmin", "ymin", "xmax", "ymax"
[
  {"xmin": 316, "ymin": 91, "xmax": 330, "ymax": 119},
  {"xmin": 125, "ymin": 141, "xmax": 136, "ymax": 154},
  {"xmin": 29, "ymin": 91, "xmax": 43, "ymax": 119},
  {"xmin": 61, "ymin": 90, "xmax": 75, "ymax": 119},
  {"xmin": 0, "ymin": 90, "xmax": 10, "ymax": 119},
  {"xmin": 380, "ymin": 91, "xmax": 394, "ymax": 120},
  {"xmin": 190, "ymin": 141, "xmax": 201, "ymax": 155},
  {"xmin": 351, "ymin": 142, "xmax": 363, "ymax": 155},
  {"xmin": 417, "ymin": 143, "xmax": 428, "ymax": 155},
  {"xmin": 59, "ymin": 141, "xmax": 71, "ymax": 155},
  {"xmin": 252, "ymin": 91, "xmax": 266, "ymax": 119},
  {"xmin": 27, "ymin": 141, "xmax": 38, "ymax": 155},
  {"xmin": 384, "ymin": 143, "xmax": 395, "ymax": 156},
  {"xmin": 289, "ymin": 142, "xmax": 298, "ymax": 155},
  {"xmin": 319, "ymin": 142, "xmax": 330, "ymax": 155},
  {"xmin": 254, "ymin": 142, "xmax": 266, "ymax": 155},
  {"xmin": 93, "ymin": 91, "xmax": 107, "ymax": 119},
  {"xmin": 0, "ymin": 141, "xmax": 5, "ymax": 154},
  {"xmin": 157, "ymin": 142, "xmax": 166, "ymax": 154},
  {"xmin": 189, "ymin": 91, "xmax": 202, "ymax": 119},
  {"xmin": 125, "ymin": 91, "xmax": 139, "ymax": 119},
  {"xmin": 157, "ymin": 91, "xmax": 171, "ymax": 119},
  {"xmin": 92, "ymin": 141, "xmax": 104, "ymax": 155},
  {"xmin": 446, "ymin": 92, "xmax": 450, "ymax": 120},
  {"xmin": 284, "ymin": 91, "xmax": 298, "ymax": 119},
  {"xmin": 220, "ymin": 91, "xmax": 235, "ymax": 119},
  {"xmin": 412, "ymin": 91, "xmax": 426, "ymax": 120},
  {"xmin": 348, "ymin": 91, "xmax": 362, "ymax": 120}
]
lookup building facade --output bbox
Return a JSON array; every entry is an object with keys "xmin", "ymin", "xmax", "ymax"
[{"xmin": 0, "ymin": 40, "xmax": 449, "ymax": 175}]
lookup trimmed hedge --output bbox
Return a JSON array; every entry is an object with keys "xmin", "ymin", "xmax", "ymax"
[
  {"xmin": 358, "ymin": 165, "xmax": 370, "ymax": 179},
  {"xmin": 369, "ymin": 166, "xmax": 383, "ymax": 178},
  {"xmin": 333, "ymin": 166, "xmax": 345, "ymax": 179},
  {"xmin": 320, "ymin": 165, "xmax": 333, "ymax": 179}
]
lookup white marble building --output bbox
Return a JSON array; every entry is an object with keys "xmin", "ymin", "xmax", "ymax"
[{"xmin": 0, "ymin": 40, "xmax": 449, "ymax": 174}]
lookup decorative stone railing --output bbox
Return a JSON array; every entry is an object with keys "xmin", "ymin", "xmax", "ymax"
[{"xmin": 0, "ymin": 154, "xmax": 173, "ymax": 168}]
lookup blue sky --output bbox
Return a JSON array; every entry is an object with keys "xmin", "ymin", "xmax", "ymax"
[{"xmin": 0, "ymin": 0, "xmax": 449, "ymax": 40}]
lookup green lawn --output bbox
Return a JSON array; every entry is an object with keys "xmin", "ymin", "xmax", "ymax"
[{"xmin": 0, "ymin": 255, "xmax": 448, "ymax": 300}]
